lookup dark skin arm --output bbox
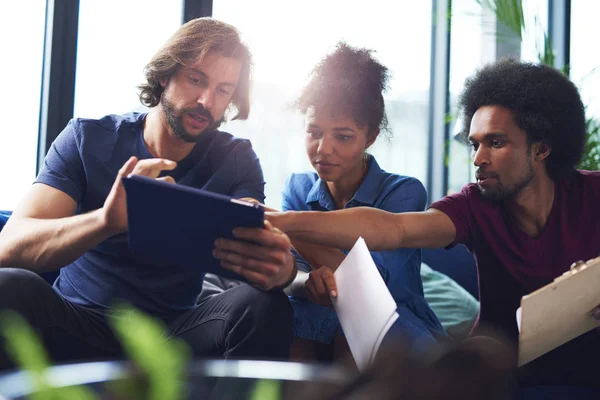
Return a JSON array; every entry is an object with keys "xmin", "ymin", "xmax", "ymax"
[{"xmin": 266, "ymin": 207, "xmax": 457, "ymax": 251}]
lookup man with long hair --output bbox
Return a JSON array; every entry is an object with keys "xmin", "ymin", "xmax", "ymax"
[
  {"xmin": 268, "ymin": 59, "xmax": 600, "ymax": 387},
  {"xmin": 0, "ymin": 18, "xmax": 295, "ymax": 368}
]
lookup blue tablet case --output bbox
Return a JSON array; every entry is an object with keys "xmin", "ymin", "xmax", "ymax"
[{"xmin": 122, "ymin": 175, "xmax": 264, "ymax": 281}]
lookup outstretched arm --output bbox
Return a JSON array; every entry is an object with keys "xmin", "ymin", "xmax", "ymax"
[{"xmin": 267, "ymin": 207, "xmax": 457, "ymax": 251}]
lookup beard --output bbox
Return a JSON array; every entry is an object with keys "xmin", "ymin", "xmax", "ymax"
[
  {"xmin": 160, "ymin": 94, "xmax": 218, "ymax": 143},
  {"xmin": 477, "ymin": 161, "xmax": 534, "ymax": 202}
]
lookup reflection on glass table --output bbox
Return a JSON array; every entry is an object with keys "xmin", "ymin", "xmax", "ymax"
[{"xmin": 0, "ymin": 359, "xmax": 349, "ymax": 399}]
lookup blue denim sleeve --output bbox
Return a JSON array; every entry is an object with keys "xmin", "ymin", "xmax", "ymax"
[
  {"xmin": 371, "ymin": 178, "xmax": 427, "ymax": 288},
  {"xmin": 282, "ymin": 174, "xmax": 313, "ymax": 272},
  {"xmin": 35, "ymin": 119, "xmax": 86, "ymax": 204},
  {"xmin": 281, "ymin": 174, "xmax": 294, "ymax": 212},
  {"xmin": 230, "ymin": 140, "xmax": 265, "ymax": 204}
]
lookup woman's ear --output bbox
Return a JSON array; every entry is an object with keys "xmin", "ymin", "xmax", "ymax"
[{"xmin": 365, "ymin": 129, "xmax": 379, "ymax": 149}]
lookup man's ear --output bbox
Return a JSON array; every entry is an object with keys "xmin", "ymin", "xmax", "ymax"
[{"xmin": 534, "ymin": 141, "xmax": 551, "ymax": 162}]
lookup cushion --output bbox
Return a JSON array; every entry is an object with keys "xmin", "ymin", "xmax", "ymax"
[
  {"xmin": 421, "ymin": 262, "xmax": 480, "ymax": 340},
  {"xmin": 422, "ymin": 244, "xmax": 479, "ymax": 299}
]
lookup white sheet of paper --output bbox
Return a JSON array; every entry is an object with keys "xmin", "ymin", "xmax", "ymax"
[
  {"xmin": 332, "ymin": 237, "xmax": 398, "ymax": 371},
  {"xmin": 516, "ymin": 307, "xmax": 522, "ymax": 333}
]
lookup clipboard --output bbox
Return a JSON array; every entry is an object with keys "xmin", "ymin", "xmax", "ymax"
[
  {"xmin": 122, "ymin": 175, "xmax": 264, "ymax": 281},
  {"xmin": 517, "ymin": 256, "xmax": 600, "ymax": 366}
]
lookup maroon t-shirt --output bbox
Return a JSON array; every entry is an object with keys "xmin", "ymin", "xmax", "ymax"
[{"xmin": 430, "ymin": 170, "xmax": 600, "ymax": 340}]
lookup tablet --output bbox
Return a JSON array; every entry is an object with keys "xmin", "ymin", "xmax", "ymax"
[{"xmin": 122, "ymin": 175, "xmax": 264, "ymax": 281}]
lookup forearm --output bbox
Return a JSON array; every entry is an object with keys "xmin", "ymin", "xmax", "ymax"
[
  {"xmin": 271, "ymin": 207, "xmax": 404, "ymax": 251},
  {"xmin": 0, "ymin": 209, "xmax": 113, "ymax": 272},
  {"xmin": 291, "ymin": 239, "xmax": 346, "ymax": 272}
]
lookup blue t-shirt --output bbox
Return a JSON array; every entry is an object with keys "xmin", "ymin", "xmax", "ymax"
[
  {"xmin": 35, "ymin": 112, "xmax": 265, "ymax": 319},
  {"xmin": 283, "ymin": 156, "xmax": 445, "ymax": 341}
]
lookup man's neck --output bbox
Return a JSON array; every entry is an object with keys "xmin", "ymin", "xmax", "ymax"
[
  {"xmin": 143, "ymin": 107, "xmax": 196, "ymax": 162},
  {"xmin": 506, "ymin": 172, "xmax": 555, "ymax": 238}
]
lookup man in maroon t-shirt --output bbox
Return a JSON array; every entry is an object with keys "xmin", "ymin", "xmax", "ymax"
[{"xmin": 268, "ymin": 59, "xmax": 600, "ymax": 387}]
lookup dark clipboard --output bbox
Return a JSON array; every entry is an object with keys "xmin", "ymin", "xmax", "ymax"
[{"xmin": 122, "ymin": 175, "xmax": 264, "ymax": 281}]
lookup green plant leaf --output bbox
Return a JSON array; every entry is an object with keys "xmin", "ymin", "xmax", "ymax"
[
  {"xmin": 0, "ymin": 311, "xmax": 99, "ymax": 400},
  {"xmin": 475, "ymin": 0, "xmax": 599, "ymax": 172},
  {"xmin": 476, "ymin": 0, "xmax": 524, "ymax": 39},
  {"xmin": 250, "ymin": 379, "xmax": 281, "ymax": 400},
  {"xmin": 579, "ymin": 115, "xmax": 600, "ymax": 171},
  {"xmin": 110, "ymin": 304, "xmax": 191, "ymax": 400}
]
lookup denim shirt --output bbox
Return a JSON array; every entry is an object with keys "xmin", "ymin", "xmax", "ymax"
[{"xmin": 283, "ymin": 156, "xmax": 445, "ymax": 343}]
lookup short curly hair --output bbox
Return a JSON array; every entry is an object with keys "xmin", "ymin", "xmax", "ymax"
[
  {"xmin": 458, "ymin": 58, "xmax": 586, "ymax": 180},
  {"xmin": 296, "ymin": 41, "xmax": 391, "ymax": 138},
  {"xmin": 138, "ymin": 17, "xmax": 252, "ymax": 121}
]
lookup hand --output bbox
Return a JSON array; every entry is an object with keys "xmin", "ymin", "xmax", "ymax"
[
  {"xmin": 593, "ymin": 306, "xmax": 600, "ymax": 321},
  {"xmin": 102, "ymin": 157, "xmax": 177, "ymax": 235},
  {"xmin": 238, "ymin": 198, "xmax": 279, "ymax": 213},
  {"xmin": 305, "ymin": 266, "xmax": 337, "ymax": 307},
  {"xmin": 213, "ymin": 221, "xmax": 296, "ymax": 291},
  {"xmin": 264, "ymin": 211, "xmax": 289, "ymax": 232}
]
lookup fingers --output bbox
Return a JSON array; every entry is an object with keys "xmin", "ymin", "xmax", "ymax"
[
  {"xmin": 238, "ymin": 197, "xmax": 261, "ymax": 205},
  {"xmin": 214, "ymin": 237, "xmax": 286, "ymax": 265},
  {"xmin": 320, "ymin": 267, "xmax": 337, "ymax": 298},
  {"xmin": 236, "ymin": 199, "xmax": 280, "ymax": 213},
  {"xmin": 592, "ymin": 306, "xmax": 600, "ymax": 321},
  {"xmin": 309, "ymin": 270, "xmax": 327, "ymax": 297},
  {"xmin": 110, "ymin": 157, "xmax": 138, "ymax": 193},
  {"xmin": 231, "ymin": 225, "xmax": 290, "ymax": 249},
  {"xmin": 305, "ymin": 277, "xmax": 316, "ymax": 298},
  {"xmin": 263, "ymin": 211, "xmax": 288, "ymax": 232},
  {"xmin": 213, "ymin": 246, "xmax": 280, "ymax": 275},
  {"xmin": 157, "ymin": 176, "xmax": 176, "ymax": 184},
  {"xmin": 305, "ymin": 267, "xmax": 336, "ymax": 307},
  {"xmin": 220, "ymin": 261, "xmax": 276, "ymax": 291},
  {"xmin": 129, "ymin": 158, "xmax": 177, "ymax": 179},
  {"xmin": 118, "ymin": 157, "xmax": 139, "ymax": 178}
]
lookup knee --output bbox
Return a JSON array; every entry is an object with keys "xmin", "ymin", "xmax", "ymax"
[
  {"xmin": 0, "ymin": 268, "xmax": 50, "ymax": 311},
  {"xmin": 234, "ymin": 286, "xmax": 293, "ymax": 333},
  {"xmin": 250, "ymin": 287, "xmax": 293, "ymax": 329}
]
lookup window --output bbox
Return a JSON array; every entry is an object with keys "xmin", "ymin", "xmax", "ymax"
[
  {"xmin": 447, "ymin": 0, "xmax": 493, "ymax": 195},
  {"xmin": 520, "ymin": 0, "xmax": 548, "ymax": 63},
  {"xmin": 446, "ymin": 0, "xmax": 546, "ymax": 195},
  {"xmin": 0, "ymin": 1, "xmax": 47, "ymax": 209},
  {"xmin": 213, "ymin": 0, "xmax": 432, "ymax": 208},
  {"xmin": 73, "ymin": 0, "xmax": 183, "ymax": 119},
  {"xmin": 570, "ymin": 1, "xmax": 600, "ymax": 119}
]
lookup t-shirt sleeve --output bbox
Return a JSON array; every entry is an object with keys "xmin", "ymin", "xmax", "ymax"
[
  {"xmin": 230, "ymin": 140, "xmax": 266, "ymax": 203},
  {"xmin": 35, "ymin": 119, "xmax": 86, "ymax": 204},
  {"xmin": 428, "ymin": 187, "xmax": 476, "ymax": 249}
]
